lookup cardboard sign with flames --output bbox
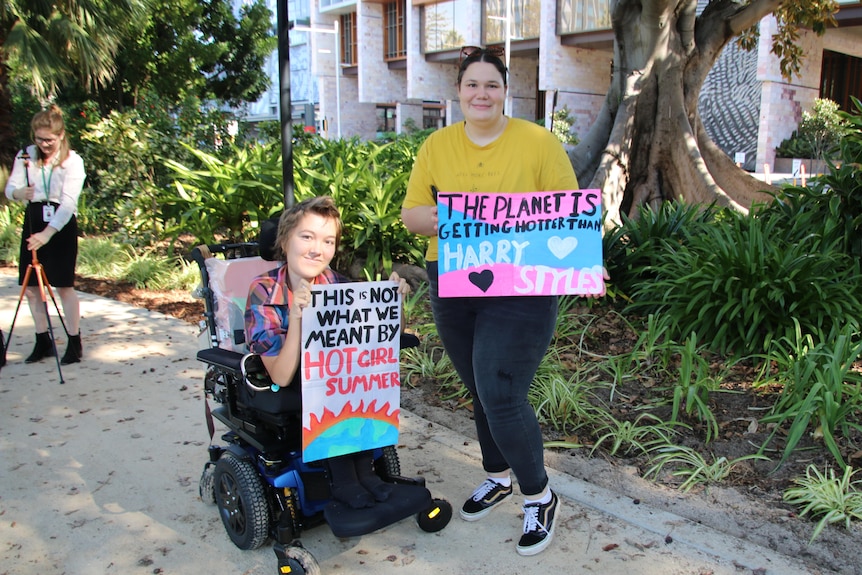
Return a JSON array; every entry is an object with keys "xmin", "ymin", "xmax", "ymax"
[{"xmin": 300, "ymin": 281, "xmax": 402, "ymax": 463}]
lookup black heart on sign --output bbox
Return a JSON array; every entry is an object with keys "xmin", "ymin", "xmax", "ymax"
[{"xmin": 468, "ymin": 269, "xmax": 494, "ymax": 292}]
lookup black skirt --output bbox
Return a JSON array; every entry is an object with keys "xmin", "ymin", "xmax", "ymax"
[{"xmin": 19, "ymin": 202, "xmax": 78, "ymax": 288}]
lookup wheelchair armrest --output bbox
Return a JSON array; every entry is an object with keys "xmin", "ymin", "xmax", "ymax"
[{"xmin": 197, "ymin": 347, "xmax": 243, "ymax": 372}]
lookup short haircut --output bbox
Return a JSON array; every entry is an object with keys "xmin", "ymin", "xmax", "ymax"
[{"xmin": 274, "ymin": 195, "xmax": 343, "ymax": 261}]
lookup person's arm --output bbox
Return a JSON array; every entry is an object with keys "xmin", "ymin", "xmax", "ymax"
[
  {"xmin": 401, "ymin": 205, "xmax": 438, "ymax": 237},
  {"xmin": 259, "ymin": 278, "xmax": 312, "ymax": 386},
  {"xmin": 245, "ymin": 273, "xmax": 300, "ymax": 387},
  {"xmin": 402, "ymin": 138, "xmax": 439, "ymax": 237},
  {"xmin": 47, "ymin": 152, "xmax": 86, "ymax": 231}
]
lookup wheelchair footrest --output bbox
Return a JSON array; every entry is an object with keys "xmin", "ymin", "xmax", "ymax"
[{"xmin": 324, "ymin": 483, "xmax": 432, "ymax": 538}]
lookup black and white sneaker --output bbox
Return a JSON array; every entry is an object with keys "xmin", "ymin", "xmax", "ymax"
[
  {"xmin": 459, "ymin": 479, "xmax": 513, "ymax": 521},
  {"xmin": 516, "ymin": 491, "xmax": 560, "ymax": 556}
]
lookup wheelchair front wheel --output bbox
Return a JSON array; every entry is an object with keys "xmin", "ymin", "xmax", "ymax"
[
  {"xmin": 417, "ymin": 498, "xmax": 452, "ymax": 533},
  {"xmin": 213, "ymin": 454, "xmax": 271, "ymax": 550},
  {"xmin": 199, "ymin": 461, "xmax": 216, "ymax": 504}
]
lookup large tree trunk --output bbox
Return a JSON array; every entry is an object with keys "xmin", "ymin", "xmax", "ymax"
[{"xmin": 573, "ymin": 0, "xmax": 781, "ymax": 228}]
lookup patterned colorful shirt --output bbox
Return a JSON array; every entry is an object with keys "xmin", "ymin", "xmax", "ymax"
[{"xmin": 244, "ymin": 264, "xmax": 346, "ymax": 356}]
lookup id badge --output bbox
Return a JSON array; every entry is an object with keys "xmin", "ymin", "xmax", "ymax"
[{"xmin": 42, "ymin": 204, "xmax": 55, "ymax": 222}]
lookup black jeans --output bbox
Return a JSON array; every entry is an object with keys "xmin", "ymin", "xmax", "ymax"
[{"xmin": 427, "ymin": 261, "xmax": 557, "ymax": 496}]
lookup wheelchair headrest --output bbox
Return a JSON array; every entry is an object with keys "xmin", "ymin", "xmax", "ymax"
[{"xmin": 258, "ymin": 213, "xmax": 281, "ymax": 261}]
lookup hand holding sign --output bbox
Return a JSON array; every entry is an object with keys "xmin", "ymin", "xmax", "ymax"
[{"xmin": 291, "ymin": 278, "xmax": 313, "ymax": 320}]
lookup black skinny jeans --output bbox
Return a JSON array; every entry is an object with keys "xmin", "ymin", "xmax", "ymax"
[{"xmin": 427, "ymin": 261, "xmax": 557, "ymax": 496}]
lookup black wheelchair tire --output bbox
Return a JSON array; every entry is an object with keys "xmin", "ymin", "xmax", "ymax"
[
  {"xmin": 417, "ymin": 498, "xmax": 453, "ymax": 533},
  {"xmin": 277, "ymin": 544, "xmax": 321, "ymax": 575},
  {"xmin": 213, "ymin": 454, "xmax": 271, "ymax": 550},
  {"xmin": 375, "ymin": 445, "xmax": 401, "ymax": 479}
]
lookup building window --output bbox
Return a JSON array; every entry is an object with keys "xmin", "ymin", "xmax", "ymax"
[
  {"xmin": 377, "ymin": 105, "xmax": 397, "ymax": 133},
  {"xmin": 556, "ymin": 0, "xmax": 612, "ymax": 34},
  {"xmin": 385, "ymin": 0, "xmax": 407, "ymax": 61},
  {"xmin": 821, "ymin": 49, "xmax": 862, "ymax": 113},
  {"xmin": 423, "ymin": 0, "xmax": 468, "ymax": 53},
  {"xmin": 484, "ymin": 0, "xmax": 541, "ymax": 45},
  {"xmin": 288, "ymin": 0, "xmax": 309, "ymax": 23},
  {"xmin": 340, "ymin": 12, "xmax": 358, "ymax": 66},
  {"xmin": 423, "ymin": 104, "xmax": 446, "ymax": 130}
]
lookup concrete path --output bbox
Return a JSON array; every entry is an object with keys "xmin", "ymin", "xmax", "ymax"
[{"xmin": 0, "ymin": 272, "xmax": 815, "ymax": 574}]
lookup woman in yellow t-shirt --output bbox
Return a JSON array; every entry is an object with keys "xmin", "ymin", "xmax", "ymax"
[{"xmin": 402, "ymin": 46, "xmax": 588, "ymax": 557}]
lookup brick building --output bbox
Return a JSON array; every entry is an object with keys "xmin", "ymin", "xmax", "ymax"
[{"xmin": 241, "ymin": 0, "xmax": 862, "ymax": 173}]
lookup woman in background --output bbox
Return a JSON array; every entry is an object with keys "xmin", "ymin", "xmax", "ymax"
[{"xmin": 5, "ymin": 105, "xmax": 85, "ymax": 365}]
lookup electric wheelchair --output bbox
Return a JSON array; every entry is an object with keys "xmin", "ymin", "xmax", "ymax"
[{"xmin": 192, "ymin": 240, "xmax": 452, "ymax": 574}]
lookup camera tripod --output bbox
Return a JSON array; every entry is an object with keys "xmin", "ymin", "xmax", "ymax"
[{"xmin": 0, "ymin": 248, "xmax": 68, "ymax": 383}]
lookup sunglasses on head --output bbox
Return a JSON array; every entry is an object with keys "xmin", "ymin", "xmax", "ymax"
[{"xmin": 458, "ymin": 45, "xmax": 505, "ymax": 65}]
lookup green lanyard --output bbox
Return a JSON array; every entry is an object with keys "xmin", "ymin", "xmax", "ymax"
[{"xmin": 40, "ymin": 164, "xmax": 54, "ymax": 201}]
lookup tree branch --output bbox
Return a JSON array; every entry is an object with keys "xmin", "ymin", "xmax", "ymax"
[{"xmin": 726, "ymin": 0, "xmax": 782, "ymax": 36}]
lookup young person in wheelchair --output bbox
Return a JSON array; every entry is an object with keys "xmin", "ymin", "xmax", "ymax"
[{"xmin": 243, "ymin": 195, "xmax": 410, "ymax": 509}]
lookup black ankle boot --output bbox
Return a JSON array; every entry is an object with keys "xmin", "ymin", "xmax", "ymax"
[
  {"xmin": 25, "ymin": 332, "xmax": 55, "ymax": 364},
  {"xmin": 354, "ymin": 450, "xmax": 393, "ymax": 502},
  {"xmin": 61, "ymin": 334, "xmax": 83, "ymax": 365},
  {"xmin": 326, "ymin": 455, "xmax": 375, "ymax": 509}
]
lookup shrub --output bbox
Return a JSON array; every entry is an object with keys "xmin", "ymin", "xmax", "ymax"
[
  {"xmin": 624, "ymin": 209, "xmax": 862, "ymax": 356},
  {"xmin": 775, "ymin": 98, "xmax": 850, "ymax": 161},
  {"xmin": 78, "ymin": 90, "xmax": 247, "ymax": 243},
  {"xmin": 161, "ymin": 141, "xmax": 284, "ymax": 246},
  {"xmin": 783, "ymin": 465, "xmax": 862, "ymax": 542},
  {"xmin": 603, "ymin": 201, "xmax": 719, "ymax": 299},
  {"xmin": 294, "ymin": 136, "xmax": 426, "ymax": 276},
  {"xmin": 759, "ymin": 97, "xmax": 862, "ymax": 262},
  {"xmin": 759, "ymin": 323, "xmax": 862, "ymax": 469},
  {"xmin": 0, "ymin": 205, "xmax": 24, "ymax": 265}
]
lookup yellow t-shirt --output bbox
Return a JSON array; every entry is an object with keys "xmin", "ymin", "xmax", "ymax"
[{"xmin": 403, "ymin": 117, "xmax": 579, "ymax": 261}]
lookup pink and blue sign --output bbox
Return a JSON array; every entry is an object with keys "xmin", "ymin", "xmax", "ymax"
[{"xmin": 437, "ymin": 190, "xmax": 605, "ymax": 297}]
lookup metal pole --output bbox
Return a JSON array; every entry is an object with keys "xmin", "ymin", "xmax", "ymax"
[
  {"xmin": 277, "ymin": 0, "xmax": 294, "ymax": 208},
  {"xmin": 334, "ymin": 19, "xmax": 341, "ymax": 140},
  {"xmin": 505, "ymin": 0, "xmax": 512, "ymax": 116}
]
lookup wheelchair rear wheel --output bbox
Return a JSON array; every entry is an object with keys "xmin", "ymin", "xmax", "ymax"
[{"xmin": 213, "ymin": 454, "xmax": 271, "ymax": 550}]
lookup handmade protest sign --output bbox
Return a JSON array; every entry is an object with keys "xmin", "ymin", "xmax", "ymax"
[
  {"xmin": 436, "ymin": 190, "xmax": 604, "ymax": 297},
  {"xmin": 300, "ymin": 280, "xmax": 402, "ymax": 462}
]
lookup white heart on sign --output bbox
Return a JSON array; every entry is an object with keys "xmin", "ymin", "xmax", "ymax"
[{"xmin": 547, "ymin": 236, "xmax": 578, "ymax": 259}]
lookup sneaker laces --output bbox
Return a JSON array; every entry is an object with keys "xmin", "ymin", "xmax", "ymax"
[
  {"xmin": 522, "ymin": 503, "xmax": 547, "ymax": 534},
  {"xmin": 471, "ymin": 479, "xmax": 499, "ymax": 501}
]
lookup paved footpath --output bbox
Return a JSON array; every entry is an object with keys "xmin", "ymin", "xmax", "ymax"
[{"xmin": 0, "ymin": 272, "xmax": 816, "ymax": 574}]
